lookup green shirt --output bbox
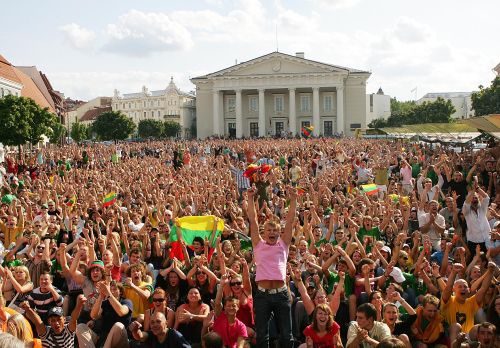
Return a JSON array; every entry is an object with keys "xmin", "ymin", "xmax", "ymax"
[{"xmin": 357, "ymin": 227, "xmax": 381, "ymax": 253}]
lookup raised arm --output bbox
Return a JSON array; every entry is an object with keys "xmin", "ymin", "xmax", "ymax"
[
  {"xmin": 246, "ymin": 188, "xmax": 261, "ymax": 247},
  {"xmin": 282, "ymin": 187, "xmax": 297, "ymax": 246}
]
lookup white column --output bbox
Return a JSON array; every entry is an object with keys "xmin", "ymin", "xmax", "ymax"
[
  {"xmin": 289, "ymin": 88, "xmax": 296, "ymax": 135},
  {"xmin": 258, "ymin": 89, "xmax": 266, "ymax": 137},
  {"xmin": 212, "ymin": 89, "xmax": 220, "ymax": 135},
  {"xmin": 235, "ymin": 89, "xmax": 243, "ymax": 138},
  {"xmin": 312, "ymin": 87, "xmax": 320, "ymax": 136},
  {"xmin": 337, "ymin": 86, "xmax": 344, "ymax": 135}
]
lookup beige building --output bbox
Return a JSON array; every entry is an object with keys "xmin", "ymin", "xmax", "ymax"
[
  {"xmin": 112, "ymin": 77, "xmax": 196, "ymax": 137},
  {"xmin": 191, "ymin": 52, "xmax": 370, "ymax": 138},
  {"xmin": 66, "ymin": 96, "xmax": 112, "ymax": 128},
  {"xmin": 494, "ymin": 62, "xmax": 500, "ymax": 76}
]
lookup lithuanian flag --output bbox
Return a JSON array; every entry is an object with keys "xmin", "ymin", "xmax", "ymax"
[
  {"xmin": 361, "ymin": 184, "xmax": 379, "ymax": 195},
  {"xmin": 170, "ymin": 216, "xmax": 224, "ymax": 260},
  {"xmin": 102, "ymin": 192, "xmax": 117, "ymax": 208},
  {"xmin": 301, "ymin": 125, "xmax": 314, "ymax": 138},
  {"xmin": 65, "ymin": 195, "xmax": 76, "ymax": 206}
]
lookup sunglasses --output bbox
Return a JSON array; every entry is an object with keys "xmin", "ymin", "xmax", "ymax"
[
  {"xmin": 153, "ymin": 298, "xmax": 165, "ymax": 303},
  {"xmin": 35, "ymin": 225, "xmax": 42, "ymax": 228},
  {"xmin": 230, "ymin": 281, "xmax": 242, "ymax": 286},
  {"xmin": 37, "ymin": 246, "xmax": 45, "ymax": 250}
]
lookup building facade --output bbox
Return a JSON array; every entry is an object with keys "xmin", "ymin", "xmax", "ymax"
[
  {"xmin": 191, "ymin": 52, "xmax": 370, "ymax": 139},
  {"xmin": 66, "ymin": 97, "xmax": 112, "ymax": 128},
  {"xmin": 112, "ymin": 78, "xmax": 196, "ymax": 137},
  {"xmin": 418, "ymin": 92, "xmax": 474, "ymax": 119},
  {"xmin": 0, "ymin": 55, "xmax": 23, "ymax": 98},
  {"xmin": 366, "ymin": 88, "xmax": 391, "ymax": 124}
]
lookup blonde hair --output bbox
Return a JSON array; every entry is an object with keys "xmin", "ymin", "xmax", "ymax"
[
  {"xmin": 6, "ymin": 314, "xmax": 31, "ymax": 342},
  {"xmin": 13, "ymin": 266, "xmax": 31, "ymax": 282}
]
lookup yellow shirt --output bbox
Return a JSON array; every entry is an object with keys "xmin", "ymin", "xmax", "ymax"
[
  {"xmin": 0, "ymin": 221, "xmax": 23, "ymax": 247},
  {"xmin": 440, "ymin": 294, "xmax": 479, "ymax": 333},
  {"xmin": 123, "ymin": 281, "xmax": 153, "ymax": 318}
]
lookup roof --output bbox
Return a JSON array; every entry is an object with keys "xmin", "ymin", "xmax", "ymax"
[
  {"xmin": 16, "ymin": 66, "xmax": 56, "ymax": 109},
  {"xmin": 463, "ymin": 114, "xmax": 500, "ymax": 133},
  {"xmin": 421, "ymin": 92, "xmax": 472, "ymax": 99},
  {"xmin": 381, "ymin": 123, "xmax": 478, "ymax": 134},
  {"xmin": 79, "ymin": 106, "xmax": 112, "ymax": 122},
  {"xmin": 120, "ymin": 77, "xmax": 194, "ymax": 99},
  {"xmin": 0, "ymin": 54, "xmax": 22, "ymax": 85},
  {"xmin": 192, "ymin": 51, "xmax": 370, "ymax": 80},
  {"xmin": 13, "ymin": 67, "xmax": 55, "ymax": 113}
]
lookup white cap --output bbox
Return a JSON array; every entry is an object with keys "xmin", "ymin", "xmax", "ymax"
[{"xmin": 390, "ymin": 267, "xmax": 405, "ymax": 283}]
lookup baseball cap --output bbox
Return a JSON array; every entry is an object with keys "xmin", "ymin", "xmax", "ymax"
[
  {"xmin": 390, "ymin": 267, "xmax": 406, "ymax": 283},
  {"xmin": 47, "ymin": 306, "xmax": 64, "ymax": 318},
  {"xmin": 381, "ymin": 246, "xmax": 391, "ymax": 254}
]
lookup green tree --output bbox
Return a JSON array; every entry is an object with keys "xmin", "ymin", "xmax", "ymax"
[
  {"xmin": 49, "ymin": 122, "xmax": 66, "ymax": 145},
  {"xmin": 91, "ymin": 111, "xmax": 136, "ymax": 140},
  {"xmin": 367, "ymin": 118, "xmax": 388, "ymax": 128},
  {"xmin": 71, "ymin": 121, "xmax": 88, "ymax": 143},
  {"xmin": 412, "ymin": 97, "xmax": 455, "ymax": 123},
  {"xmin": 471, "ymin": 76, "xmax": 500, "ymax": 116},
  {"xmin": 138, "ymin": 119, "xmax": 164, "ymax": 138},
  {"xmin": 163, "ymin": 121, "xmax": 182, "ymax": 138},
  {"xmin": 0, "ymin": 95, "xmax": 57, "ymax": 148}
]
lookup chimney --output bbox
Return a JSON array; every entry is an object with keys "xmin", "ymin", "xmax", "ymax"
[{"xmin": 295, "ymin": 52, "xmax": 305, "ymax": 59}]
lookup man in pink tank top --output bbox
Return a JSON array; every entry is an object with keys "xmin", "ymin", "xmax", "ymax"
[{"xmin": 247, "ymin": 187, "xmax": 297, "ymax": 348}]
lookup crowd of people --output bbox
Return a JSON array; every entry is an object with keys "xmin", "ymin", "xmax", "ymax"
[{"xmin": 0, "ymin": 137, "xmax": 498, "ymax": 348}]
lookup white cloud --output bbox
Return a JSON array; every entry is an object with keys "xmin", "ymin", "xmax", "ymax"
[
  {"xmin": 49, "ymin": 71, "xmax": 199, "ymax": 101},
  {"xmin": 103, "ymin": 10, "xmax": 193, "ymax": 56},
  {"xmin": 59, "ymin": 23, "xmax": 96, "ymax": 50},
  {"xmin": 393, "ymin": 17, "xmax": 431, "ymax": 43},
  {"xmin": 307, "ymin": 0, "xmax": 361, "ymax": 9}
]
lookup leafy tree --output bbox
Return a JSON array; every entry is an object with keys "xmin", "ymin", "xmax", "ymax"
[
  {"xmin": 91, "ymin": 111, "xmax": 135, "ymax": 141},
  {"xmin": 369, "ymin": 97, "xmax": 455, "ymax": 128},
  {"xmin": 367, "ymin": 118, "xmax": 388, "ymax": 128},
  {"xmin": 138, "ymin": 119, "xmax": 163, "ymax": 138},
  {"xmin": 163, "ymin": 121, "xmax": 181, "ymax": 138},
  {"xmin": 49, "ymin": 122, "xmax": 66, "ymax": 145},
  {"xmin": 0, "ymin": 95, "xmax": 57, "ymax": 147},
  {"xmin": 471, "ymin": 76, "xmax": 500, "ymax": 116},
  {"xmin": 71, "ymin": 121, "xmax": 88, "ymax": 143}
]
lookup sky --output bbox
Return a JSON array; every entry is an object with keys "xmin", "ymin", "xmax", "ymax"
[{"xmin": 1, "ymin": 0, "xmax": 499, "ymax": 102}]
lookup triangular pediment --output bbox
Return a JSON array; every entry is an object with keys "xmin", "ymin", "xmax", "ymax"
[{"xmin": 206, "ymin": 52, "xmax": 354, "ymax": 78}]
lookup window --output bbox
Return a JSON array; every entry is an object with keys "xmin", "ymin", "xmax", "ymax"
[
  {"xmin": 122, "ymin": 103, "xmax": 125, "ymax": 109},
  {"xmin": 227, "ymin": 97, "xmax": 235, "ymax": 112},
  {"xmin": 249, "ymin": 96, "xmax": 258, "ymax": 112},
  {"xmin": 370, "ymin": 94, "xmax": 374, "ymax": 112},
  {"xmin": 150, "ymin": 101, "xmax": 154, "ymax": 107},
  {"xmin": 228, "ymin": 122, "xmax": 236, "ymax": 138},
  {"xmin": 300, "ymin": 95, "xmax": 311, "ymax": 112},
  {"xmin": 115, "ymin": 104, "xmax": 118, "ymax": 109},
  {"xmin": 158, "ymin": 110, "xmax": 161, "ymax": 117},
  {"xmin": 143, "ymin": 112, "xmax": 146, "ymax": 118},
  {"xmin": 144, "ymin": 101, "xmax": 146, "ymax": 107},
  {"xmin": 324, "ymin": 96, "xmax": 332, "ymax": 112},
  {"xmin": 350, "ymin": 123, "xmax": 361, "ymax": 129},
  {"xmin": 250, "ymin": 122, "xmax": 259, "ymax": 137},
  {"xmin": 158, "ymin": 100, "xmax": 160, "ymax": 106},
  {"xmin": 301, "ymin": 121, "xmax": 311, "ymax": 128},
  {"xmin": 128, "ymin": 103, "xmax": 131, "ymax": 109},
  {"xmin": 324, "ymin": 121, "xmax": 333, "ymax": 136},
  {"xmin": 274, "ymin": 95, "xmax": 284, "ymax": 112},
  {"xmin": 151, "ymin": 111, "xmax": 154, "ymax": 117}
]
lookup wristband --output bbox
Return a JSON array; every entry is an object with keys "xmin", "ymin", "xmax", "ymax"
[{"xmin": 435, "ymin": 276, "xmax": 442, "ymax": 280}]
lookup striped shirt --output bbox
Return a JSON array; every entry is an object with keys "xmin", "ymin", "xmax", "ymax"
[
  {"xmin": 41, "ymin": 324, "xmax": 75, "ymax": 348},
  {"xmin": 229, "ymin": 167, "xmax": 250, "ymax": 189},
  {"xmin": 27, "ymin": 287, "xmax": 64, "ymax": 322}
]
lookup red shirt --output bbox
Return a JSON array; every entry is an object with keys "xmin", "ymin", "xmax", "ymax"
[
  {"xmin": 213, "ymin": 312, "xmax": 248, "ymax": 348},
  {"xmin": 303, "ymin": 321, "xmax": 340, "ymax": 348}
]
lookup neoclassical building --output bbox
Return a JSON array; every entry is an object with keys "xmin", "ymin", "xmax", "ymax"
[
  {"xmin": 191, "ymin": 51, "xmax": 370, "ymax": 138},
  {"xmin": 112, "ymin": 77, "xmax": 196, "ymax": 137}
]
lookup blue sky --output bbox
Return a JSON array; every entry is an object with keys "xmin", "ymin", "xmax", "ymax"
[{"xmin": 1, "ymin": 0, "xmax": 499, "ymax": 101}]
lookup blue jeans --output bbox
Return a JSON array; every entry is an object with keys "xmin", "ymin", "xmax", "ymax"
[{"xmin": 254, "ymin": 288, "xmax": 293, "ymax": 348}]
